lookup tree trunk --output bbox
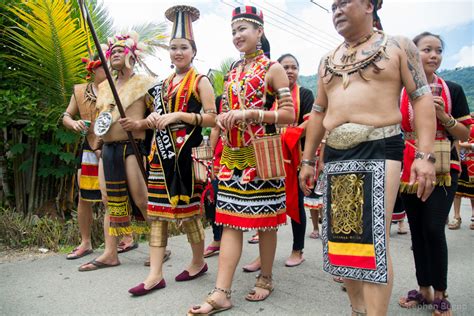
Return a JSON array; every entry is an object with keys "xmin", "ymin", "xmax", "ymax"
[
  {"xmin": 27, "ymin": 139, "xmax": 39, "ymax": 214},
  {"xmin": 0, "ymin": 127, "xmax": 12, "ymax": 207}
]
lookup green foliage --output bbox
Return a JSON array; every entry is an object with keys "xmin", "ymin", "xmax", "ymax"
[
  {"xmin": 3, "ymin": 0, "xmax": 88, "ymax": 106},
  {"xmin": 438, "ymin": 67, "xmax": 474, "ymax": 112},
  {"xmin": 0, "ymin": 207, "xmax": 105, "ymax": 251},
  {"xmin": 70, "ymin": 0, "xmax": 114, "ymax": 45},
  {"xmin": 209, "ymin": 57, "xmax": 235, "ymax": 96}
]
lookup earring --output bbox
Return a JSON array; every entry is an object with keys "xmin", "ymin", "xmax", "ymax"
[
  {"xmin": 170, "ymin": 63, "xmax": 175, "ymax": 69},
  {"xmin": 256, "ymin": 39, "xmax": 262, "ymax": 50}
]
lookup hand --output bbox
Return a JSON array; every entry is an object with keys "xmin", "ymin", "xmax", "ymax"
[
  {"xmin": 215, "ymin": 113, "xmax": 228, "ymax": 130},
  {"xmin": 73, "ymin": 120, "xmax": 87, "ymax": 133},
  {"xmin": 221, "ymin": 110, "xmax": 243, "ymax": 130},
  {"xmin": 409, "ymin": 158, "xmax": 436, "ymax": 201},
  {"xmin": 433, "ymin": 96, "xmax": 447, "ymax": 118},
  {"xmin": 299, "ymin": 165, "xmax": 315, "ymax": 196},
  {"xmin": 155, "ymin": 112, "xmax": 181, "ymax": 130},
  {"xmin": 146, "ymin": 112, "xmax": 161, "ymax": 129},
  {"xmin": 118, "ymin": 118, "xmax": 138, "ymax": 131}
]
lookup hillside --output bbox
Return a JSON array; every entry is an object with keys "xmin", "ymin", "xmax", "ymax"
[{"xmin": 298, "ymin": 66, "xmax": 474, "ymax": 111}]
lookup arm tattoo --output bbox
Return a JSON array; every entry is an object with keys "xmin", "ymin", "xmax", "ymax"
[
  {"xmin": 404, "ymin": 38, "xmax": 428, "ymax": 90},
  {"xmin": 387, "ymin": 36, "xmax": 401, "ymax": 49}
]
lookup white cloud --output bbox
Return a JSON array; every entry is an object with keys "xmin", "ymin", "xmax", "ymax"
[
  {"xmin": 454, "ymin": 45, "xmax": 474, "ymax": 68},
  {"xmin": 102, "ymin": 0, "xmax": 473, "ymax": 77}
]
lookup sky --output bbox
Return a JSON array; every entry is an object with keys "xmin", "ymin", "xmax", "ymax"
[{"xmin": 102, "ymin": 0, "xmax": 474, "ymax": 77}]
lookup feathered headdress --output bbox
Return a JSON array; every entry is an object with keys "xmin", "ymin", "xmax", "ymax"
[
  {"xmin": 81, "ymin": 57, "xmax": 102, "ymax": 80},
  {"xmin": 101, "ymin": 31, "xmax": 147, "ymax": 69}
]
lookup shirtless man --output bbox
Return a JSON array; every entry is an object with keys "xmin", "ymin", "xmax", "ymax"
[
  {"xmin": 299, "ymin": 1, "xmax": 436, "ymax": 315},
  {"xmin": 63, "ymin": 56, "xmax": 105, "ymax": 260},
  {"xmin": 79, "ymin": 33, "xmax": 154, "ymax": 271}
]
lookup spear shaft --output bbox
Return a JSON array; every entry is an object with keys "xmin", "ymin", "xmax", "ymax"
[{"xmin": 78, "ymin": 0, "xmax": 147, "ymax": 182}]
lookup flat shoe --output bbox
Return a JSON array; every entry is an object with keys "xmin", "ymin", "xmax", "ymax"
[
  {"xmin": 117, "ymin": 242, "xmax": 138, "ymax": 254},
  {"xmin": 242, "ymin": 263, "xmax": 261, "ymax": 273},
  {"xmin": 128, "ymin": 279, "xmax": 166, "ymax": 296},
  {"xmin": 175, "ymin": 263, "xmax": 208, "ymax": 282},
  {"xmin": 66, "ymin": 248, "xmax": 93, "ymax": 260},
  {"xmin": 78, "ymin": 259, "xmax": 120, "ymax": 272},
  {"xmin": 285, "ymin": 257, "xmax": 305, "ymax": 267}
]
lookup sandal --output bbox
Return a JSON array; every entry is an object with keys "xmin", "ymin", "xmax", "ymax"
[
  {"xmin": 432, "ymin": 297, "xmax": 451, "ymax": 315},
  {"xmin": 398, "ymin": 289, "xmax": 430, "ymax": 308},
  {"xmin": 78, "ymin": 258, "xmax": 120, "ymax": 272},
  {"xmin": 66, "ymin": 247, "xmax": 93, "ymax": 260},
  {"xmin": 309, "ymin": 231, "xmax": 320, "ymax": 239},
  {"xmin": 203, "ymin": 245, "xmax": 220, "ymax": 258},
  {"xmin": 448, "ymin": 218, "xmax": 461, "ymax": 230},
  {"xmin": 245, "ymin": 274, "xmax": 274, "ymax": 302},
  {"xmin": 248, "ymin": 233, "xmax": 259, "ymax": 244},
  {"xmin": 117, "ymin": 241, "xmax": 138, "ymax": 253},
  {"xmin": 188, "ymin": 287, "xmax": 232, "ymax": 315}
]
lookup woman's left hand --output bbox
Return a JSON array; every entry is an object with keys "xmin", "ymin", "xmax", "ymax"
[{"xmin": 155, "ymin": 112, "xmax": 182, "ymax": 130}]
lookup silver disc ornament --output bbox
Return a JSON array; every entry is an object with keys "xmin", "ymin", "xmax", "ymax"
[{"xmin": 94, "ymin": 111, "xmax": 113, "ymax": 136}]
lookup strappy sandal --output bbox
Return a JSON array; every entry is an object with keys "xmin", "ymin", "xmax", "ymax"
[
  {"xmin": 351, "ymin": 306, "xmax": 367, "ymax": 316},
  {"xmin": 188, "ymin": 287, "xmax": 232, "ymax": 315},
  {"xmin": 245, "ymin": 274, "xmax": 274, "ymax": 302},
  {"xmin": 432, "ymin": 297, "xmax": 451, "ymax": 315},
  {"xmin": 448, "ymin": 218, "xmax": 461, "ymax": 230},
  {"xmin": 399, "ymin": 289, "xmax": 430, "ymax": 308}
]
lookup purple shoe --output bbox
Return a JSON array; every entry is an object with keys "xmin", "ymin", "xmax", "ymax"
[
  {"xmin": 432, "ymin": 298, "xmax": 451, "ymax": 315},
  {"xmin": 128, "ymin": 279, "xmax": 166, "ymax": 296},
  {"xmin": 175, "ymin": 263, "xmax": 208, "ymax": 282}
]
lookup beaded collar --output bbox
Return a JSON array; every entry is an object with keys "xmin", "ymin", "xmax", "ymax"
[{"xmin": 324, "ymin": 30, "xmax": 389, "ymax": 89}]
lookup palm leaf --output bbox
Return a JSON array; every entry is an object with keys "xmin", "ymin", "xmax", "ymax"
[
  {"xmin": 71, "ymin": 0, "xmax": 114, "ymax": 46},
  {"xmin": 4, "ymin": 0, "xmax": 88, "ymax": 106},
  {"xmin": 124, "ymin": 21, "xmax": 169, "ymax": 53},
  {"xmin": 210, "ymin": 57, "xmax": 235, "ymax": 96}
]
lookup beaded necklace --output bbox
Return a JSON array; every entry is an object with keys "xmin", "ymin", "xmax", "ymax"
[{"xmin": 324, "ymin": 30, "xmax": 389, "ymax": 89}]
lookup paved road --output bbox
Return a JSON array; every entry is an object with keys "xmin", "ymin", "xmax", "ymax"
[{"xmin": 1, "ymin": 200, "xmax": 472, "ymax": 315}]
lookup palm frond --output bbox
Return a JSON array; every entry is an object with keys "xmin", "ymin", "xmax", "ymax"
[
  {"xmin": 210, "ymin": 57, "xmax": 235, "ymax": 96},
  {"xmin": 71, "ymin": 0, "xmax": 114, "ymax": 45},
  {"xmin": 124, "ymin": 22, "xmax": 169, "ymax": 54},
  {"xmin": 5, "ymin": 0, "xmax": 88, "ymax": 106}
]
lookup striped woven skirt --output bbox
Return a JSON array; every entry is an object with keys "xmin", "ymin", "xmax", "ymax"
[
  {"xmin": 79, "ymin": 141, "xmax": 101, "ymax": 202},
  {"xmin": 215, "ymin": 174, "xmax": 286, "ymax": 231},
  {"xmin": 147, "ymin": 152, "xmax": 203, "ymax": 221}
]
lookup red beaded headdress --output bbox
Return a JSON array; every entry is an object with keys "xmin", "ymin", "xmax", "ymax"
[{"xmin": 231, "ymin": 6, "xmax": 264, "ymax": 26}]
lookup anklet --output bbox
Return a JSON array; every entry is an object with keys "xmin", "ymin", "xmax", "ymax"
[
  {"xmin": 209, "ymin": 287, "xmax": 232, "ymax": 298},
  {"xmin": 351, "ymin": 306, "xmax": 367, "ymax": 316}
]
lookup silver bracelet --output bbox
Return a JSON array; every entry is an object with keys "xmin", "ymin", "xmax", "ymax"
[
  {"xmin": 312, "ymin": 104, "xmax": 326, "ymax": 113},
  {"xmin": 409, "ymin": 85, "xmax": 430, "ymax": 101}
]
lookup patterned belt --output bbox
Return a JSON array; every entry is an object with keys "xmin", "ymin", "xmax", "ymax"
[{"xmin": 327, "ymin": 123, "xmax": 401, "ymax": 150}]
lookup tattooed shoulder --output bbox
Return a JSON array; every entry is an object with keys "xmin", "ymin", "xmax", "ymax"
[
  {"xmin": 401, "ymin": 36, "xmax": 428, "ymax": 90},
  {"xmin": 387, "ymin": 35, "xmax": 401, "ymax": 49},
  {"xmin": 362, "ymin": 33, "xmax": 385, "ymax": 56}
]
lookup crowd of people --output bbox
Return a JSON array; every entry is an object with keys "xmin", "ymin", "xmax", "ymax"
[{"xmin": 62, "ymin": 1, "xmax": 473, "ymax": 315}]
